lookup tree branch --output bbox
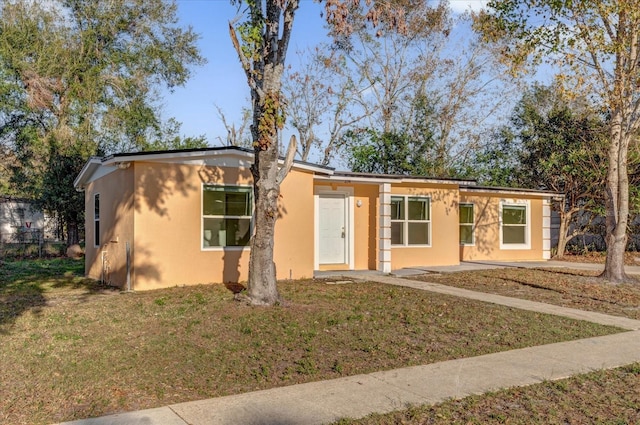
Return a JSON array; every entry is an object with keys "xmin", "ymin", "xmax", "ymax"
[{"xmin": 277, "ymin": 134, "xmax": 297, "ymax": 184}]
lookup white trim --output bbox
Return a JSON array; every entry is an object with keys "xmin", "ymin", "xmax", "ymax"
[
  {"xmin": 542, "ymin": 199, "xmax": 552, "ymax": 259},
  {"xmin": 379, "ymin": 183, "xmax": 392, "ymax": 273},
  {"xmin": 314, "ymin": 187, "xmax": 354, "ymax": 269},
  {"xmin": 499, "ymin": 200, "xmax": 531, "ymax": 250},
  {"xmin": 201, "ymin": 183, "xmax": 253, "ymax": 251},
  {"xmin": 390, "ymin": 195, "xmax": 432, "ymax": 247},
  {"xmin": 93, "ymin": 193, "xmax": 101, "ymax": 248}
]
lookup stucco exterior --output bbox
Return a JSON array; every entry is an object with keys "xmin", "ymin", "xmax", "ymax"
[
  {"xmin": 459, "ymin": 190, "xmax": 548, "ymax": 262},
  {"xmin": 75, "ymin": 147, "xmax": 558, "ymax": 291}
]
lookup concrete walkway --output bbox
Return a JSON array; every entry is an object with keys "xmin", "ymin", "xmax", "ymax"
[{"xmin": 56, "ymin": 268, "xmax": 640, "ymax": 425}]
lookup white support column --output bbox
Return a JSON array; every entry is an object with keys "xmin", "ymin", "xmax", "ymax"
[
  {"xmin": 542, "ymin": 199, "xmax": 552, "ymax": 260},
  {"xmin": 379, "ymin": 183, "xmax": 392, "ymax": 273}
]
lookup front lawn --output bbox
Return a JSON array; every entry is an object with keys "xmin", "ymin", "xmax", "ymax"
[
  {"xmin": 0, "ymin": 259, "xmax": 624, "ymax": 424},
  {"xmin": 412, "ymin": 268, "xmax": 640, "ymax": 319},
  {"xmin": 337, "ymin": 363, "xmax": 640, "ymax": 424}
]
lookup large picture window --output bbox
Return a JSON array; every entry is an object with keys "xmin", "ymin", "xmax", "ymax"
[
  {"xmin": 94, "ymin": 194, "xmax": 100, "ymax": 247},
  {"xmin": 459, "ymin": 203, "xmax": 474, "ymax": 245},
  {"xmin": 391, "ymin": 196, "xmax": 430, "ymax": 246},
  {"xmin": 202, "ymin": 185, "xmax": 252, "ymax": 248},
  {"xmin": 501, "ymin": 203, "xmax": 528, "ymax": 247}
]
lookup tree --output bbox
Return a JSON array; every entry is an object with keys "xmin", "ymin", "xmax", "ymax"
[
  {"xmin": 476, "ymin": 0, "xmax": 640, "ymax": 283},
  {"xmin": 229, "ymin": 0, "xmax": 404, "ymax": 305},
  {"xmin": 283, "ymin": 48, "xmax": 369, "ymax": 163},
  {"xmin": 215, "ymin": 105, "xmax": 252, "ymax": 148},
  {"xmin": 0, "ymin": 0, "xmax": 204, "ymax": 244},
  {"xmin": 502, "ymin": 84, "xmax": 608, "ymax": 257},
  {"xmin": 346, "ymin": 129, "xmax": 434, "ymax": 175},
  {"xmin": 283, "ymin": 2, "xmax": 515, "ymax": 174}
]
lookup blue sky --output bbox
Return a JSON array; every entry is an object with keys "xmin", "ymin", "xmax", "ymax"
[
  {"xmin": 163, "ymin": 0, "xmax": 329, "ymax": 145},
  {"xmin": 163, "ymin": 0, "xmax": 487, "ymax": 146}
]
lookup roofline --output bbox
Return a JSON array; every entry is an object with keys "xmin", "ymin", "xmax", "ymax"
[
  {"xmin": 73, "ymin": 157, "xmax": 103, "ymax": 190},
  {"xmin": 460, "ymin": 184, "xmax": 564, "ymax": 198},
  {"xmin": 74, "ymin": 147, "xmax": 335, "ymax": 190},
  {"xmin": 319, "ymin": 171, "xmax": 477, "ymax": 186}
]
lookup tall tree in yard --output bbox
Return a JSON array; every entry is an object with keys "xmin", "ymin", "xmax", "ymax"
[
  {"xmin": 229, "ymin": 0, "xmax": 404, "ymax": 305},
  {"xmin": 0, "ymin": 0, "xmax": 203, "ymax": 245},
  {"xmin": 505, "ymin": 84, "xmax": 608, "ymax": 257},
  {"xmin": 475, "ymin": 0, "xmax": 640, "ymax": 283}
]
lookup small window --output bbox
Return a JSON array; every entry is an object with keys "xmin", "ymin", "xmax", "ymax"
[
  {"xmin": 202, "ymin": 185, "xmax": 252, "ymax": 248},
  {"xmin": 94, "ymin": 194, "xmax": 100, "ymax": 247},
  {"xmin": 390, "ymin": 196, "xmax": 430, "ymax": 246},
  {"xmin": 459, "ymin": 203, "xmax": 474, "ymax": 245},
  {"xmin": 16, "ymin": 207, "xmax": 25, "ymax": 221},
  {"xmin": 501, "ymin": 203, "xmax": 528, "ymax": 247}
]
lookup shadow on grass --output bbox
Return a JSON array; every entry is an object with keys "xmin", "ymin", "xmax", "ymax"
[{"xmin": 0, "ymin": 257, "xmax": 117, "ymax": 332}]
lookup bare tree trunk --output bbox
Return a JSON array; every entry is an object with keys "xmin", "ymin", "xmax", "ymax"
[
  {"xmin": 247, "ymin": 140, "xmax": 282, "ymax": 305},
  {"xmin": 66, "ymin": 220, "xmax": 79, "ymax": 247},
  {"xmin": 601, "ymin": 112, "xmax": 630, "ymax": 282},
  {"xmin": 556, "ymin": 212, "xmax": 569, "ymax": 258},
  {"xmin": 245, "ymin": 60, "xmax": 287, "ymax": 305}
]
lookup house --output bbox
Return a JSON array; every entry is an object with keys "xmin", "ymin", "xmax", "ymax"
[
  {"xmin": 73, "ymin": 147, "xmax": 560, "ymax": 290},
  {"xmin": 0, "ymin": 196, "xmax": 45, "ymax": 243}
]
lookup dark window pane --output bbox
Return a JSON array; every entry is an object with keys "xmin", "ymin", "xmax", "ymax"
[
  {"xmin": 460, "ymin": 224, "xmax": 473, "ymax": 244},
  {"xmin": 391, "ymin": 197, "xmax": 404, "ymax": 220},
  {"xmin": 203, "ymin": 217, "xmax": 251, "ymax": 247},
  {"xmin": 391, "ymin": 222, "xmax": 403, "ymax": 244},
  {"xmin": 503, "ymin": 226, "xmax": 526, "ymax": 244},
  {"xmin": 459, "ymin": 204, "xmax": 473, "ymax": 224},
  {"xmin": 503, "ymin": 205, "xmax": 526, "ymax": 224},
  {"xmin": 408, "ymin": 198, "xmax": 429, "ymax": 220},
  {"xmin": 226, "ymin": 192, "xmax": 250, "ymax": 216},
  {"xmin": 94, "ymin": 221, "xmax": 100, "ymax": 247},
  {"xmin": 408, "ymin": 222, "xmax": 429, "ymax": 245},
  {"xmin": 203, "ymin": 189, "xmax": 225, "ymax": 215}
]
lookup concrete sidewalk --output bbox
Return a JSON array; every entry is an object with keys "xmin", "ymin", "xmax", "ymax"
[
  {"xmin": 387, "ymin": 259, "xmax": 640, "ymax": 276},
  {"xmin": 56, "ymin": 271, "xmax": 640, "ymax": 425}
]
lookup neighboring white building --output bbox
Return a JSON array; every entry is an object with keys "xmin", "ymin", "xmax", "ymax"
[{"xmin": 0, "ymin": 197, "xmax": 45, "ymax": 243}]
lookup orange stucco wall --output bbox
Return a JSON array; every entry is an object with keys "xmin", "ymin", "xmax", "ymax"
[
  {"xmin": 85, "ymin": 166, "xmax": 135, "ymax": 287},
  {"xmin": 127, "ymin": 162, "xmax": 315, "ymax": 290},
  {"xmin": 86, "ymin": 161, "xmax": 314, "ymax": 291},
  {"xmin": 459, "ymin": 193, "xmax": 544, "ymax": 261},
  {"xmin": 390, "ymin": 184, "xmax": 460, "ymax": 268}
]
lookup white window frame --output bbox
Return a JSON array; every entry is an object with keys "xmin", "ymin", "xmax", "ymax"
[
  {"xmin": 390, "ymin": 195, "xmax": 431, "ymax": 247},
  {"xmin": 459, "ymin": 203, "xmax": 475, "ymax": 246},
  {"xmin": 201, "ymin": 184, "xmax": 253, "ymax": 251},
  {"xmin": 500, "ymin": 201, "xmax": 531, "ymax": 250},
  {"xmin": 94, "ymin": 193, "xmax": 100, "ymax": 248}
]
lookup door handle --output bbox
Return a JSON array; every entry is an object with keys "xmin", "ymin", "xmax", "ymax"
[{"xmin": 341, "ymin": 227, "xmax": 345, "ymax": 238}]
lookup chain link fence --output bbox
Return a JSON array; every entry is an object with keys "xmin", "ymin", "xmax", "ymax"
[{"xmin": 0, "ymin": 228, "xmax": 67, "ymax": 259}]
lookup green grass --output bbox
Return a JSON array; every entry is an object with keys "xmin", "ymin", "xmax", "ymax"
[
  {"xmin": 0, "ymin": 259, "xmax": 626, "ymax": 424},
  {"xmin": 412, "ymin": 268, "xmax": 640, "ymax": 319},
  {"xmin": 336, "ymin": 363, "xmax": 640, "ymax": 424}
]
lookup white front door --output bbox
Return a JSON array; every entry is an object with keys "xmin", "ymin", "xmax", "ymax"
[{"xmin": 319, "ymin": 195, "xmax": 347, "ymax": 264}]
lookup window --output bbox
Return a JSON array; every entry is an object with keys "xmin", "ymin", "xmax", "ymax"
[
  {"xmin": 390, "ymin": 196, "xmax": 430, "ymax": 246},
  {"xmin": 94, "ymin": 194, "xmax": 100, "ymax": 247},
  {"xmin": 16, "ymin": 207, "xmax": 25, "ymax": 221},
  {"xmin": 501, "ymin": 203, "xmax": 528, "ymax": 247},
  {"xmin": 459, "ymin": 203, "xmax": 474, "ymax": 245},
  {"xmin": 202, "ymin": 185, "xmax": 252, "ymax": 248}
]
